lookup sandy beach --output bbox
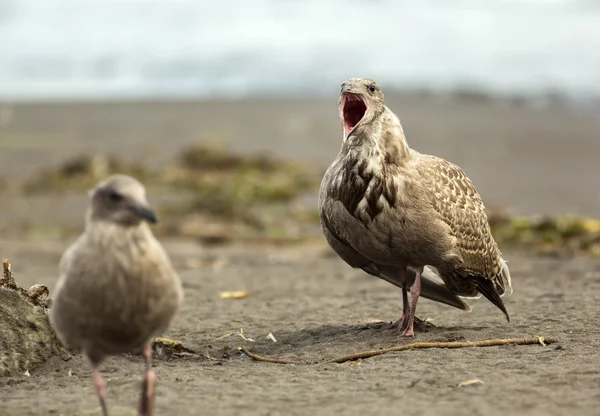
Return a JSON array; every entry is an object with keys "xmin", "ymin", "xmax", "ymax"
[{"xmin": 0, "ymin": 95, "xmax": 599, "ymax": 416}]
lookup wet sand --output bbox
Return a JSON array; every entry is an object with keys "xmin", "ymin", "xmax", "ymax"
[{"xmin": 0, "ymin": 96, "xmax": 599, "ymax": 415}]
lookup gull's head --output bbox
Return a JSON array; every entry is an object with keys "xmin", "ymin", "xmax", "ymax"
[
  {"xmin": 338, "ymin": 77, "xmax": 385, "ymax": 140},
  {"xmin": 89, "ymin": 174, "xmax": 157, "ymax": 227}
]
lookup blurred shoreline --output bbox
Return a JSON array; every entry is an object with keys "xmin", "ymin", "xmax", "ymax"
[{"xmin": 2, "ymin": 87, "xmax": 599, "ymax": 113}]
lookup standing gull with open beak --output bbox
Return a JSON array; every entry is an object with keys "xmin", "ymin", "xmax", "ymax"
[
  {"xmin": 50, "ymin": 174, "xmax": 183, "ymax": 415},
  {"xmin": 319, "ymin": 78, "xmax": 512, "ymax": 336}
]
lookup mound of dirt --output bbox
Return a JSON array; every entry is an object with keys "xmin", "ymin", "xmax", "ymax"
[{"xmin": 0, "ymin": 259, "xmax": 62, "ymax": 377}]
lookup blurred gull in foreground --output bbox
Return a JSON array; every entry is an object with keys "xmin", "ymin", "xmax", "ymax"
[
  {"xmin": 50, "ymin": 174, "xmax": 183, "ymax": 416},
  {"xmin": 319, "ymin": 77, "xmax": 512, "ymax": 336}
]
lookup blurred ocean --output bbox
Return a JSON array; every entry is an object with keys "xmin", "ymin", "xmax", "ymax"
[{"xmin": 0, "ymin": 0, "xmax": 598, "ymax": 102}]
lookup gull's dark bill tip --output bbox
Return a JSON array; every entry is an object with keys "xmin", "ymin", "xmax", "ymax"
[{"xmin": 133, "ymin": 206, "xmax": 158, "ymax": 224}]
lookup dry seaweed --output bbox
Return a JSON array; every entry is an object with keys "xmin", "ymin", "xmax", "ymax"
[
  {"xmin": 22, "ymin": 154, "xmax": 152, "ymax": 194},
  {"xmin": 177, "ymin": 142, "xmax": 286, "ymax": 173},
  {"xmin": 11, "ymin": 144, "xmax": 600, "ymax": 254},
  {"xmin": 487, "ymin": 209, "xmax": 600, "ymax": 257},
  {"xmin": 15, "ymin": 143, "xmax": 320, "ymax": 243}
]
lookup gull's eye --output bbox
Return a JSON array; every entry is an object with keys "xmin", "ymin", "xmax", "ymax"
[
  {"xmin": 368, "ymin": 84, "xmax": 376, "ymax": 93},
  {"xmin": 108, "ymin": 191, "xmax": 123, "ymax": 203}
]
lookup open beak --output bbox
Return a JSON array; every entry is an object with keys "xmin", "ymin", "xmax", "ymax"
[{"xmin": 340, "ymin": 93, "xmax": 369, "ymax": 138}]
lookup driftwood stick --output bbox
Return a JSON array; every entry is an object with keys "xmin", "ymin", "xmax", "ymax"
[
  {"xmin": 327, "ymin": 336, "xmax": 558, "ymax": 364},
  {"xmin": 239, "ymin": 336, "xmax": 558, "ymax": 365}
]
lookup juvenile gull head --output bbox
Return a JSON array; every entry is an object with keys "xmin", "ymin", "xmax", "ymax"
[
  {"xmin": 338, "ymin": 78, "xmax": 386, "ymax": 140},
  {"xmin": 50, "ymin": 174, "xmax": 183, "ymax": 416},
  {"xmin": 88, "ymin": 174, "xmax": 157, "ymax": 226}
]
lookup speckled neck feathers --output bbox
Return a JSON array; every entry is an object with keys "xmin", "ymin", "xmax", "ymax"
[{"xmin": 327, "ymin": 106, "xmax": 412, "ymax": 225}]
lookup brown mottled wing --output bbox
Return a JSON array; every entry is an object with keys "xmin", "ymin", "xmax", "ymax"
[
  {"xmin": 415, "ymin": 155, "xmax": 503, "ymax": 283},
  {"xmin": 414, "ymin": 155, "xmax": 510, "ymax": 321}
]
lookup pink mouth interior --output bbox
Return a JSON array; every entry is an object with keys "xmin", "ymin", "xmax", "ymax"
[{"xmin": 341, "ymin": 93, "xmax": 368, "ymax": 137}]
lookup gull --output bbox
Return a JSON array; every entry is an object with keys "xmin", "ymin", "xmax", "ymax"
[
  {"xmin": 50, "ymin": 174, "xmax": 183, "ymax": 415},
  {"xmin": 319, "ymin": 78, "xmax": 512, "ymax": 336}
]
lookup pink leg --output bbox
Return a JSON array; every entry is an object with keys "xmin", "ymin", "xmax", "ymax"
[
  {"xmin": 402, "ymin": 269, "xmax": 422, "ymax": 337},
  {"xmin": 92, "ymin": 368, "xmax": 109, "ymax": 416},
  {"xmin": 138, "ymin": 344, "xmax": 156, "ymax": 416},
  {"xmin": 389, "ymin": 268, "xmax": 410, "ymax": 332}
]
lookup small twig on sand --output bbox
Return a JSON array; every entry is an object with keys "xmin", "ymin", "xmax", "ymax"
[
  {"xmin": 55, "ymin": 341, "xmax": 73, "ymax": 362},
  {"xmin": 2, "ymin": 258, "xmax": 17, "ymax": 288},
  {"xmin": 238, "ymin": 346, "xmax": 309, "ymax": 365},
  {"xmin": 240, "ymin": 336, "xmax": 558, "ymax": 365}
]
